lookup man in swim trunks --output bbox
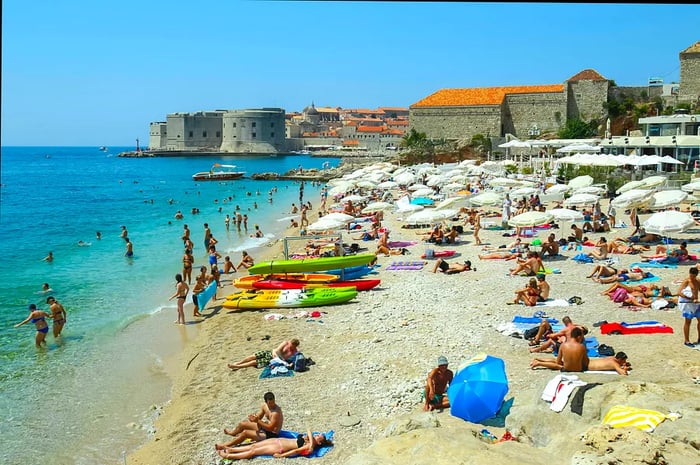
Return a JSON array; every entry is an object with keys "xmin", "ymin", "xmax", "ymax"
[
  {"xmin": 587, "ymin": 352, "xmax": 630, "ymax": 375},
  {"xmin": 432, "ymin": 258, "xmax": 473, "ymax": 274},
  {"xmin": 530, "ymin": 327, "xmax": 588, "ymax": 371},
  {"xmin": 124, "ymin": 238, "xmax": 133, "ymax": 257},
  {"xmin": 423, "ymin": 356, "xmax": 453, "ymax": 411},
  {"xmin": 216, "ymin": 391, "xmax": 284, "ymax": 449},
  {"xmin": 676, "ymin": 267, "xmax": 700, "ymax": 347}
]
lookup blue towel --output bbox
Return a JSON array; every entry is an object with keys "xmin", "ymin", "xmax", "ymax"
[
  {"xmin": 634, "ymin": 275, "xmax": 661, "ymax": 284},
  {"xmin": 629, "ymin": 262, "xmax": 678, "ymax": 269},
  {"xmin": 620, "ymin": 320, "xmax": 661, "ymax": 327},
  {"xmin": 258, "ymin": 366, "xmax": 295, "ymax": 379},
  {"xmin": 512, "ymin": 316, "xmax": 559, "ymax": 324},
  {"xmin": 553, "ymin": 337, "xmax": 603, "ymax": 358},
  {"xmin": 243, "ymin": 430, "xmax": 335, "ymax": 459}
]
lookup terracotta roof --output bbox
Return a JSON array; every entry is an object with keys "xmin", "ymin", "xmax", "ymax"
[
  {"xmin": 357, "ymin": 125, "xmax": 385, "ymax": 133},
  {"xmin": 378, "ymin": 107, "xmax": 409, "ymax": 112},
  {"xmin": 385, "ymin": 129, "xmax": 405, "ymax": 135},
  {"xmin": 681, "ymin": 41, "xmax": 700, "ymax": 54},
  {"xmin": 387, "ymin": 119, "xmax": 409, "ymax": 126},
  {"xmin": 567, "ymin": 69, "xmax": 607, "ymax": 82},
  {"xmin": 411, "ymin": 84, "xmax": 564, "ymax": 107},
  {"xmin": 316, "ymin": 107, "xmax": 339, "ymax": 113},
  {"xmin": 343, "ymin": 139, "xmax": 359, "ymax": 146}
]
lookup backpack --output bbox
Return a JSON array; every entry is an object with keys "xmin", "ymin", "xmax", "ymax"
[
  {"xmin": 291, "ymin": 353, "xmax": 308, "ymax": 372},
  {"xmin": 523, "ymin": 327, "xmax": 539, "ymax": 340},
  {"xmin": 568, "ymin": 296, "xmax": 584, "ymax": 305},
  {"xmin": 598, "ymin": 344, "xmax": 615, "ymax": 356}
]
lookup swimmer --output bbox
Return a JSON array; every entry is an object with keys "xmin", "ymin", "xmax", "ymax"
[
  {"xmin": 77, "ymin": 240, "xmax": 91, "ymax": 247},
  {"xmin": 42, "ymin": 252, "xmax": 54, "ymax": 262},
  {"xmin": 96, "ymin": 231, "xmax": 102, "ymax": 240},
  {"xmin": 39, "ymin": 283, "xmax": 53, "ymax": 294},
  {"xmin": 120, "ymin": 225, "xmax": 128, "ymax": 239},
  {"xmin": 125, "ymin": 238, "xmax": 134, "ymax": 257}
]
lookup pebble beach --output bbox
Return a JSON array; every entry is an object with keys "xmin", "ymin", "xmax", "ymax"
[{"xmin": 127, "ymin": 173, "xmax": 700, "ymax": 465}]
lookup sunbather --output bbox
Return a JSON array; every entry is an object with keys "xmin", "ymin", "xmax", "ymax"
[
  {"xmin": 513, "ymin": 278, "xmax": 540, "ymax": 306},
  {"xmin": 587, "ymin": 237, "xmax": 609, "ymax": 260},
  {"xmin": 509, "ymin": 251, "xmax": 545, "ymax": 276},
  {"xmin": 587, "ymin": 264, "xmax": 618, "ymax": 280},
  {"xmin": 478, "ymin": 251, "xmax": 522, "ymax": 260},
  {"xmin": 593, "ymin": 268, "xmax": 652, "ymax": 284},
  {"xmin": 432, "ymin": 258, "xmax": 473, "ymax": 274},
  {"xmin": 217, "ymin": 429, "xmax": 332, "ymax": 460}
]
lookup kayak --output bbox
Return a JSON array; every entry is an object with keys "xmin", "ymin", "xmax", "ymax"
[
  {"xmin": 233, "ymin": 273, "xmax": 339, "ymax": 290},
  {"xmin": 222, "ymin": 287, "xmax": 357, "ymax": 309},
  {"xmin": 252, "ymin": 278, "xmax": 381, "ymax": 292},
  {"xmin": 247, "ymin": 253, "xmax": 376, "ymax": 275},
  {"xmin": 324, "ymin": 264, "xmax": 375, "ymax": 280}
]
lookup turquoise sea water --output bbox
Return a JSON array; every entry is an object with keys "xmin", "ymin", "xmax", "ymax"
[{"xmin": 0, "ymin": 147, "xmax": 338, "ymax": 464}]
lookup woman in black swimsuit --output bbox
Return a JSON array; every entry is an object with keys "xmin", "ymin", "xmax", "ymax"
[
  {"xmin": 14, "ymin": 304, "xmax": 52, "ymax": 347},
  {"xmin": 169, "ymin": 274, "xmax": 189, "ymax": 325}
]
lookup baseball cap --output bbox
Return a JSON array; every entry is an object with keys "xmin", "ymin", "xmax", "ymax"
[{"xmin": 437, "ymin": 356, "xmax": 448, "ymax": 366}]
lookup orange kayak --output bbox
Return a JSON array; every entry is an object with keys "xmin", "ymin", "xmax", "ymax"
[{"xmin": 233, "ymin": 273, "xmax": 340, "ymax": 290}]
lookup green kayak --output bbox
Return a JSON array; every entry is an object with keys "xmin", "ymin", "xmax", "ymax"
[
  {"xmin": 222, "ymin": 286, "xmax": 358, "ymax": 309},
  {"xmin": 247, "ymin": 253, "xmax": 376, "ymax": 275}
]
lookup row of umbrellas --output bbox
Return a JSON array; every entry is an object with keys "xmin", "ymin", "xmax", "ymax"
[{"xmin": 556, "ymin": 153, "xmax": 684, "ymax": 167}]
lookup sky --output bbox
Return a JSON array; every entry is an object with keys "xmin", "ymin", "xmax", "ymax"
[{"xmin": 2, "ymin": 1, "xmax": 699, "ymax": 146}]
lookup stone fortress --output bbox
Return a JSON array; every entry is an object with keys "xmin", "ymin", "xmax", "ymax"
[{"xmin": 147, "ymin": 41, "xmax": 699, "ymax": 155}]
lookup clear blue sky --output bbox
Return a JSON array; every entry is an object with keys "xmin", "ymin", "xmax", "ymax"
[{"xmin": 2, "ymin": 1, "xmax": 699, "ymax": 146}]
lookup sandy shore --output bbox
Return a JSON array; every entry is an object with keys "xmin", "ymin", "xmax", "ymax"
[{"xmin": 128, "ymin": 197, "xmax": 700, "ymax": 465}]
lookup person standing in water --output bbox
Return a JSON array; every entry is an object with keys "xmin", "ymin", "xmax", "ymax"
[
  {"xmin": 169, "ymin": 273, "xmax": 189, "ymax": 325},
  {"xmin": 15, "ymin": 304, "xmax": 52, "ymax": 348},
  {"xmin": 46, "ymin": 296, "xmax": 67, "ymax": 338},
  {"xmin": 125, "ymin": 238, "xmax": 134, "ymax": 257}
]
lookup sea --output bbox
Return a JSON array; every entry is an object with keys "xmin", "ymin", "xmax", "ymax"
[{"xmin": 0, "ymin": 147, "xmax": 340, "ymax": 465}]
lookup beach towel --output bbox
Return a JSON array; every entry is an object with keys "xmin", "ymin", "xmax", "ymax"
[
  {"xmin": 602, "ymin": 405, "xmax": 678, "ymax": 433},
  {"xmin": 239, "ymin": 430, "xmax": 335, "ymax": 459},
  {"xmin": 512, "ymin": 316, "xmax": 559, "ymax": 324},
  {"xmin": 629, "ymin": 262, "xmax": 678, "ymax": 269},
  {"xmin": 388, "ymin": 240, "xmax": 418, "ymax": 248},
  {"xmin": 385, "ymin": 261, "xmax": 425, "ymax": 271},
  {"xmin": 600, "ymin": 321, "xmax": 674, "ymax": 335},
  {"xmin": 259, "ymin": 357, "xmax": 295, "ymax": 379},
  {"xmin": 633, "ymin": 274, "xmax": 661, "ymax": 284},
  {"xmin": 551, "ymin": 337, "xmax": 602, "ymax": 358}
]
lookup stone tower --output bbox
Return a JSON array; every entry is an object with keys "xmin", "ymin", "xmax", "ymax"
[{"xmin": 679, "ymin": 41, "xmax": 700, "ymax": 105}]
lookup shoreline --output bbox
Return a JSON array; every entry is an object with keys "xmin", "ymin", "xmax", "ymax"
[{"xmin": 127, "ymin": 188, "xmax": 700, "ymax": 465}]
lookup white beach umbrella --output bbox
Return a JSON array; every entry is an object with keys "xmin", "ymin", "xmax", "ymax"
[
  {"xmin": 681, "ymin": 181, "xmax": 700, "ymax": 193},
  {"xmin": 435, "ymin": 197, "xmax": 466, "ymax": 210},
  {"xmin": 408, "ymin": 183, "xmax": 429, "ymax": 191},
  {"xmin": 659, "ymin": 155, "xmax": 684, "ymax": 165},
  {"xmin": 377, "ymin": 180, "xmax": 399, "ymax": 190},
  {"xmin": 556, "ymin": 143, "xmax": 600, "ymax": 153},
  {"xmin": 647, "ymin": 190, "xmax": 688, "ymax": 210},
  {"xmin": 638, "ymin": 176, "xmax": 668, "ymax": 189},
  {"xmin": 417, "ymin": 166, "xmax": 442, "ymax": 176},
  {"xmin": 443, "ymin": 182, "xmax": 466, "ymax": 191},
  {"xmin": 307, "ymin": 219, "xmax": 346, "ymax": 232},
  {"xmin": 355, "ymin": 180, "xmax": 377, "ymax": 189},
  {"xmin": 361, "ymin": 201, "xmax": 394, "ymax": 214},
  {"xmin": 459, "ymin": 159, "xmax": 477, "ymax": 166},
  {"xmin": 685, "ymin": 194, "xmax": 700, "ymax": 203},
  {"xmin": 508, "ymin": 211, "xmax": 554, "ymax": 227},
  {"xmin": 341, "ymin": 194, "xmax": 366, "ymax": 203},
  {"xmin": 321, "ymin": 212, "xmax": 355, "ymax": 223},
  {"xmin": 396, "ymin": 203, "xmax": 425, "ymax": 213},
  {"xmin": 426, "ymin": 175, "xmax": 447, "ymax": 187},
  {"xmin": 573, "ymin": 185, "xmax": 606, "ymax": 195},
  {"xmin": 509, "ymin": 186, "xmax": 538, "ymax": 197},
  {"xmin": 616, "ymin": 180, "xmax": 647, "ymax": 194},
  {"xmin": 489, "ymin": 177, "xmax": 521, "ymax": 187},
  {"xmin": 404, "ymin": 209, "xmax": 457, "ymax": 225},
  {"xmin": 564, "ymin": 193, "xmax": 600, "ymax": 207},
  {"xmin": 499, "ymin": 139, "xmax": 532, "ymax": 148},
  {"xmin": 412, "ymin": 188, "xmax": 435, "ymax": 198},
  {"xmin": 567, "ymin": 175, "xmax": 594, "ymax": 189},
  {"xmin": 642, "ymin": 211, "xmax": 696, "ymax": 235},
  {"xmin": 545, "ymin": 184, "xmax": 572, "ymax": 195},
  {"xmin": 590, "ymin": 154, "xmax": 624, "ymax": 167},
  {"xmin": 480, "ymin": 161, "xmax": 506, "ymax": 173},
  {"xmin": 549, "ymin": 208, "xmax": 584, "ymax": 222},
  {"xmin": 611, "ymin": 189, "xmax": 653, "ymax": 209},
  {"xmin": 394, "ymin": 172, "xmax": 417, "ymax": 185},
  {"xmin": 468, "ymin": 192, "xmax": 503, "ymax": 207}
]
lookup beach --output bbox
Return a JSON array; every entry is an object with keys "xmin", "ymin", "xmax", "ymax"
[{"xmin": 127, "ymin": 189, "xmax": 700, "ymax": 465}]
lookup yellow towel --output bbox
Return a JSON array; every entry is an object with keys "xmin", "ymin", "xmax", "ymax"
[{"xmin": 602, "ymin": 405, "xmax": 676, "ymax": 433}]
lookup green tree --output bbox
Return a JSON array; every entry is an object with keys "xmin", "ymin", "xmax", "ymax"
[
  {"xmin": 400, "ymin": 128, "xmax": 428, "ymax": 150},
  {"xmin": 470, "ymin": 133, "xmax": 491, "ymax": 158},
  {"xmin": 558, "ymin": 118, "xmax": 598, "ymax": 139}
]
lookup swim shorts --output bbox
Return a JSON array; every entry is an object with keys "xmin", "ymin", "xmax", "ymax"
[
  {"xmin": 255, "ymin": 350, "xmax": 273, "ymax": 368},
  {"xmin": 679, "ymin": 301, "xmax": 700, "ymax": 319},
  {"xmin": 439, "ymin": 260, "xmax": 449, "ymax": 272}
]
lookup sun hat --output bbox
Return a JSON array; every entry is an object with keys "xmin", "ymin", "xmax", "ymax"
[{"xmin": 437, "ymin": 356, "xmax": 448, "ymax": 366}]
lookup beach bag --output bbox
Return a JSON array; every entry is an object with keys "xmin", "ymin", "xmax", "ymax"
[
  {"xmin": 611, "ymin": 288, "xmax": 628, "ymax": 303},
  {"xmin": 424, "ymin": 248, "xmax": 435, "ymax": 259},
  {"xmin": 598, "ymin": 344, "xmax": 615, "ymax": 356},
  {"xmin": 523, "ymin": 327, "xmax": 539, "ymax": 340},
  {"xmin": 568, "ymin": 296, "xmax": 584, "ymax": 305},
  {"xmin": 290, "ymin": 353, "xmax": 308, "ymax": 372}
]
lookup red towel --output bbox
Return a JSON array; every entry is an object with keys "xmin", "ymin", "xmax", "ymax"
[{"xmin": 600, "ymin": 322, "xmax": 674, "ymax": 335}]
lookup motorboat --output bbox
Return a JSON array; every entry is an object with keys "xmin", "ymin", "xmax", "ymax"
[{"xmin": 192, "ymin": 163, "xmax": 245, "ymax": 181}]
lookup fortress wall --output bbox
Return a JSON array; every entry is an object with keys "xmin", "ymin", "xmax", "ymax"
[
  {"xmin": 409, "ymin": 106, "xmax": 502, "ymax": 141},
  {"xmin": 503, "ymin": 92, "xmax": 567, "ymax": 138}
]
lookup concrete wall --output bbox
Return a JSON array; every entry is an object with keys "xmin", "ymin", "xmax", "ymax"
[
  {"xmin": 566, "ymin": 80, "xmax": 609, "ymax": 121},
  {"xmin": 149, "ymin": 122, "xmax": 167, "ymax": 149},
  {"xmin": 679, "ymin": 49, "xmax": 700, "ymax": 104},
  {"xmin": 166, "ymin": 112, "xmax": 223, "ymax": 150},
  {"xmin": 221, "ymin": 108, "xmax": 285, "ymax": 153},
  {"xmin": 409, "ymin": 106, "xmax": 502, "ymax": 141},
  {"xmin": 503, "ymin": 92, "xmax": 567, "ymax": 138}
]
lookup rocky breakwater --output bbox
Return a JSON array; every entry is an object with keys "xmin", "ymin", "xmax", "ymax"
[
  {"xmin": 117, "ymin": 151, "xmax": 155, "ymax": 158},
  {"xmin": 250, "ymin": 164, "xmax": 358, "ymax": 182}
]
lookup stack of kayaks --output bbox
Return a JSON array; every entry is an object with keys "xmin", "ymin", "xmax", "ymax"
[
  {"xmin": 252, "ymin": 278, "xmax": 380, "ymax": 292},
  {"xmin": 246, "ymin": 253, "xmax": 376, "ymax": 275},
  {"xmin": 233, "ymin": 273, "xmax": 339, "ymax": 290},
  {"xmin": 222, "ymin": 287, "xmax": 358, "ymax": 309}
]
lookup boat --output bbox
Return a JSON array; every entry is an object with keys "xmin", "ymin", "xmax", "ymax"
[
  {"xmin": 192, "ymin": 163, "xmax": 245, "ymax": 181},
  {"xmin": 233, "ymin": 273, "xmax": 340, "ymax": 290},
  {"xmin": 99, "ymin": 146, "xmax": 108, "ymax": 152},
  {"xmin": 252, "ymin": 278, "xmax": 381, "ymax": 292},
  {"xmin": 246, "ymin": 253, "xmax": 376, "ymax": 275},
  {"xmin": 222, "ymin": 287, "xmax": 357, "ymax": 309}
]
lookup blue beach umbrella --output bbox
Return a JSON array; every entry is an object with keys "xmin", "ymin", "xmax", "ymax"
[{"xmin": 447, "ymin": 354, "xmax": 509, "ymax": 423}]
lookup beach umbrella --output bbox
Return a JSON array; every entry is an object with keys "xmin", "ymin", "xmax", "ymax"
[
  {"xmin": 412, "ymin": 188, "xmax": 435, "ymax": 198},
  {"xmin": 341, "ymin": 194, "xmax": 366, "ymax": 203},
  {"xmin": 394, "ymin": 172, "xmax": 417, "ymax": 185},
  {"xmin": 355, "ymin": 180, "xmax": 377, "ymax": 189},
  {"xmin": 556, "ymin": 143, "xmax": 600, "ymax": 153},
  {"xmin": 681, "ymin": 181, "xmax": 700, "ymax": 193},
  {"xmin": 660, "ymin": 155, "xmax": 684, "ymax": 165},
  {"xmin": 572, "ymin": 185, "xmax": 606, "ymax": 195},
  {"xmin": 638, "ymin": 176, "xmax": 668, "ymax": 189},
  {"xmin": 611, "ymin": 189, "xmax": 653, "ymax": 209},
  {"xmin": 567, "ymin": 175, "xmax": 594, "ymax": 189},
  {"xmin": 361, "ymin": 201, "xmax": 394, "ymax": 214},
  {"xmin": 435, "ymin": 197, "xmax": 466, "ymax": 210},
  {"xmin": 510, "ymin": 186, "xmax": 538, "ymax": 197},
  {"xmin": 408, "ymin": 183, "xmax": 429, "ymax": 191},
  {"xmin": 508, "ymin": 210, "xmax": 553, "ymax": 227},
  {"xmin": 403, "ymin": 209, "xmax": 457, "ymax": 225},
  {"xmin": 459, "ymin": 159, "xmax": 477, "ymax": 166},
  {"xmin": 377, "ymin": 181, "xmax": 399, "ymax": 190},
  {"xmin": 498, "ymin": 139, "xmax": 530, "ymax": 148},
  {"xmin": 642, "ymin": 211, "xmax": 696, "ymax": 235},
  {"xmin": 480, "ymin": 161, "xmax": 505, "ymax": 173},
  {"xmin": 564, "ymin": 193, "xmax": 599, "ymax": 207},
  {"xmin": 396, "ymin": 203, "xmax": 424, "ymax": 213},
  {"xmin": 545, "ymin": 184, "xmax": 572, "ymax": 195},
  {"xmin": 321, "ymin": 212, "xmax": 355, "ymax": 223},
  {"xmin": 468, "ymin": 192, "xmax": 503, "ymax": 207},
  {"xmin": 616, "ymin": 180, "xmax": 647, "ymax": 194},
  {"xmin": 590, "ymin": 154, "xmax": 624, "ymax": 167},
  {"xmin": 426, "ymin": 175, "xmax": 447, "ymax": 187},
  {"xmin": 443, "ymin": 182, "xmax": 466, "ymax": 192},
  {"xmin": 447, "ymin": 354, "xmax": 509, "ymax": 424},
  {"xmin": 306, "ymin": 219, "xmax": 346, "ymax": 232},
  {"xmin": 647, "ymin": 190, "xmax": 688, "ymax": 210},
  {"xmin": 489, "ymin": 177, "xmax": 521, "ymax": 187},
  {"xmin": 549, "ymin": 208, "xmax": 584, "ymax": 222}
]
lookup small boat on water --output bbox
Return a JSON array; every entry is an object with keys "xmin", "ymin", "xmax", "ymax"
[
  {"xmin": 99, "ymin": 146, "xmax": 108, "ymax": 152},
  {"xmin": 192, "ymin": 163, "xmax": 245, "ymax": 181}
]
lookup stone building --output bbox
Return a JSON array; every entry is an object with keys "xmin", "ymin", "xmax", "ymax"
[
  {"xmin": 220, "ymin": 108, "xmax": 285, "ymax": 154},
  {"xmin": 164, "ymin": 111, "xmax": 224, "ymax": 151},
  {"xmin": 679, "ymin": 41, "xmax": 700, "ymax": 105},
  {"xmin": 409, "ymin": 70, "xmax": 609, "ymax": 143}
]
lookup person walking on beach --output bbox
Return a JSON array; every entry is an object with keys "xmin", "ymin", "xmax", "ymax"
[
  {"xmin": 124, "ymin": 238, "xmax": 134, "ymax": 257},
  {"xmin": 203, "ymin": 223, "xmax": 212, "ymax": 250},
  {"xmin": 46, "ymin": 296, "xmax": 67, "ymax": 338},
  {"xmin": 182, "ymin": 248, "xmax": 194, "ymax": 284},
  {"xmin": 15, "ymin": 304, "xmax": 51, "ymax": 348},
  {"xmin": 423, "ymin": 356, "xmax": 453, "ymax": 411},
  {"xmin": 216, "ymin": 392, "xmax": 284, "ymax": 450},
  {"xmin": 300, "ymin": 204, "xmax": 309, "ymax": 227},
  {"xmin": 676, "ymin": 267, "xmax": 700, "ymax": 347},
  {"xmin": 169, "ymin": 273, "xmax": 189, "ymax": 324}
]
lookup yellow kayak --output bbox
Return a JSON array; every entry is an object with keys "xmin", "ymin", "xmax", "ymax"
[
  {"xmin": 222, "ymin": 287, "xmax": 357, "ymax": 309},
  {"xmin": 233, "ymin": 273, "xmax": 340, "ymax": 290}
]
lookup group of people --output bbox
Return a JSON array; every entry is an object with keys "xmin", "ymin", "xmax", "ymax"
[{"xmin": 14, "ymin": 297, "xmax": 67, "ymax": 347}]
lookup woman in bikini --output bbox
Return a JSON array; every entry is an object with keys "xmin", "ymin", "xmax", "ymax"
[
  {"xmin": 15, "ymin": 304, "xmax": 52, "ymax": 347},
  {"xmin": 47, "ymin": 296, "xmax": 67, "ymax": 338},
  {"xmin": 182, "ymin": 248, "xmax": 194, "ymax": 284},
  {"xmin": 217, "ymin": 429, "xmax": 331, "ymax": 460},
  {"xmin": 169, "ymin": 273, "xmax": 189, "ymax": 325},
  {"xmin": 587, "ymin": 264, "xmax": 618, "ymax": 280},
  {"xmin": 513, "ymin": 278, "xmax": 540, "ymax": 306}
]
